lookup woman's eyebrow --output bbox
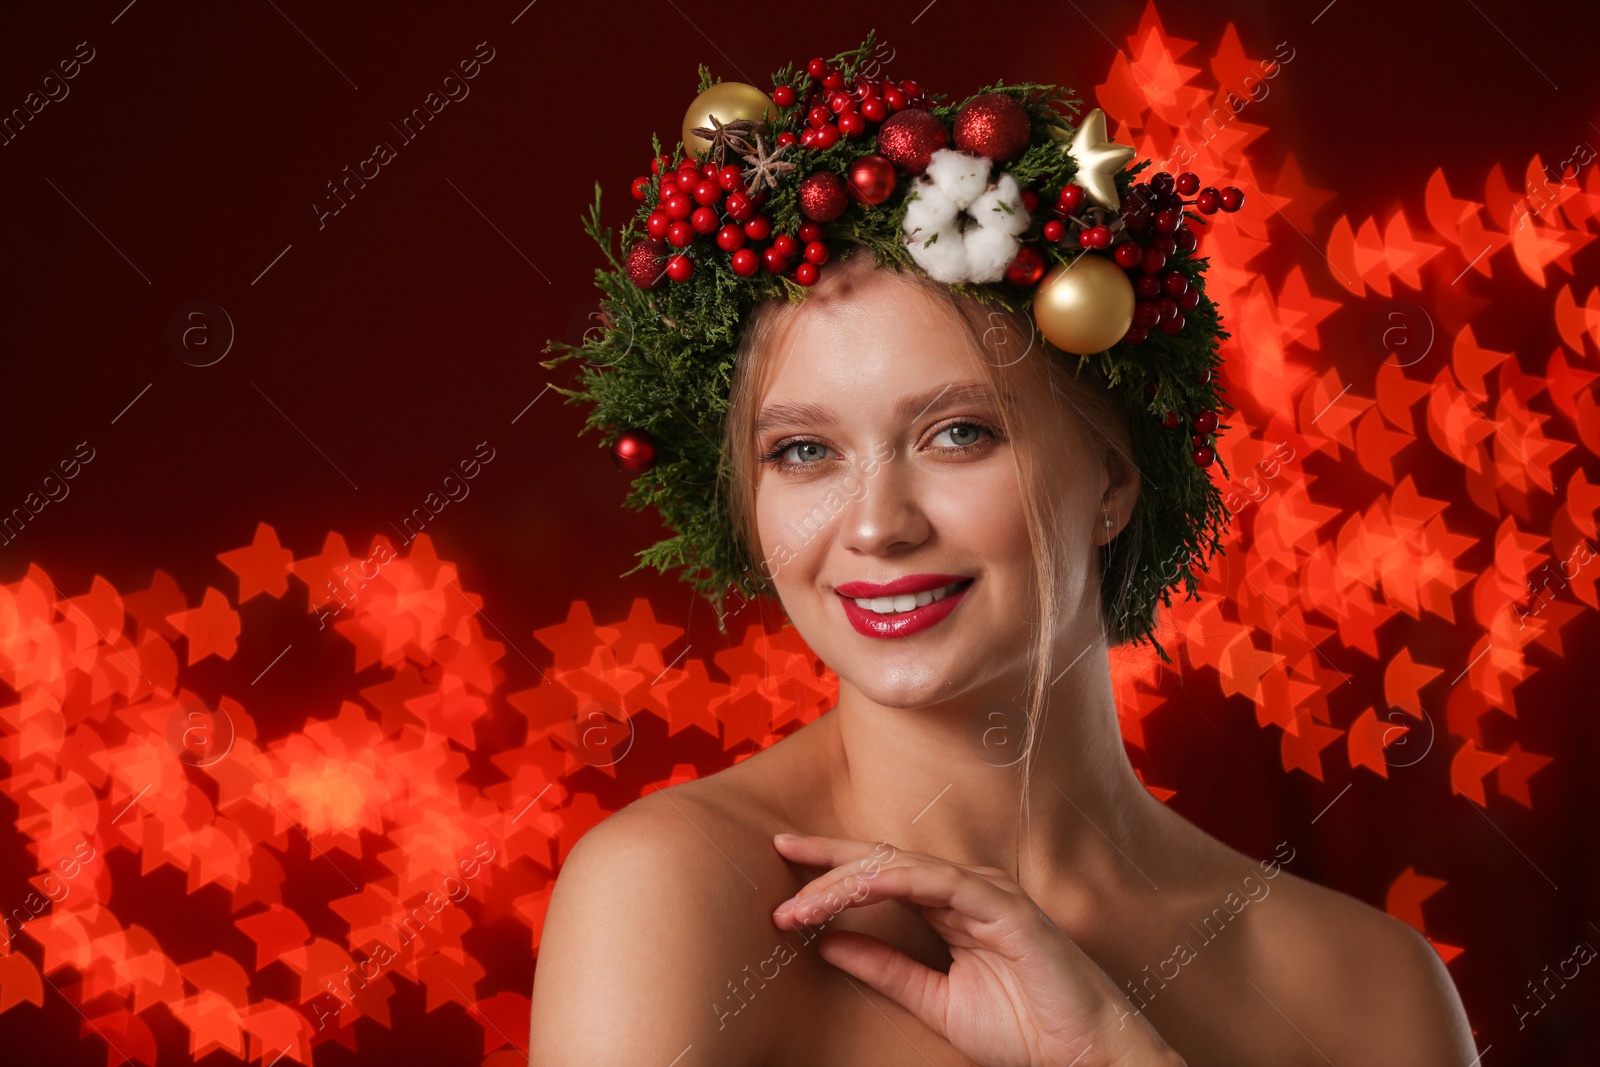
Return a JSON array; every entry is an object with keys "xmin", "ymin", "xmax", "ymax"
[{"xmin": 754, "ymin": 381, "xmax": 998, "ymax": 436}]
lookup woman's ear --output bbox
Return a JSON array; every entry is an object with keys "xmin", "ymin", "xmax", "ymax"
[{"xmin": 1095, "ymin": 442, "xmax": 1141, "ymax": 546}]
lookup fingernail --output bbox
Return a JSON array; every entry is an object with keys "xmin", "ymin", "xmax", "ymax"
[{"xmin": 774, "ymin": 832, "xmax": 800, "ymax": 842}]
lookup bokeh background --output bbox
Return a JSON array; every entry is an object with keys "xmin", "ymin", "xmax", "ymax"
[{"xmin": 3, "ymin": 0, "xmax": 1598, "ymax": 1063}]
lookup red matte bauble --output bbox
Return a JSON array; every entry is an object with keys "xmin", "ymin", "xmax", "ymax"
[
  {"xmin": 952, "ymin": 93, "xmax": 1032, "ymax": 162},
  {"xmin": 846, "ymin": 154, "xmax": 897, "ymax": 205},
  {"xmin": 612, "ymin": 429, "xmax": 658, "ymax": 473},
  {"xmin": 876, "ymin": 109, "xmax": 950, "ymax": 174},
  {"xmin": 625, "ymin": 239, "xmax": 668, "ymax": 289},
  {"xmin": 1004, "ymin": 245, "xmax": 1046, "ymax": 286},
  {"xmin": 799, "ymin": 171, "xmax": 849, "ymax": 222}
]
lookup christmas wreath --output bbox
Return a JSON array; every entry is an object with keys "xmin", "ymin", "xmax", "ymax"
[{"xmin": 541, "ymin": 32, "xmax": 1243, "ymax": 663}]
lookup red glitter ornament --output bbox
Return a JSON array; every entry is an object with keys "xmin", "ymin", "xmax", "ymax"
[
  {"xmin": 952, "ymin": 93, "xmax": 1031, "ymax": 162},
  {"xmin": 846, "ymin": 154, "xmax": 896, "ymax": 205},
  {"xmin": 875, "ymin": 109, "xmax": 950, "ymax": 175},
  {"xmin": 799, "ymin": 171, "xmax": 849, "ymax": 222},
  {"xmin": 625, "ymin": 239, "xmax": 668, "ymax": 289},
  {"xmin": 612, "ymin": 429, "xmax": 658, "ymax": 473}
]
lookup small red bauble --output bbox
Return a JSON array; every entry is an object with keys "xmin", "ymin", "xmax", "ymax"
[
  {"xmin": 612, "ymin": 428, "xmax": 657, "ymax": 473},
  {"xmin": 690, "ymin": 206, "xmax": 719, "ymax": 234},
  {"xmin": 1193, "ymin": 410, "xmax": 1220, "ymax": 434},
  {"xmin": 876, "ymin": 109, "xmax": 951, "ymax": 174},
  {"xmin": 773, "ymin": 84, "xmax": 796, "ymax": 107},
  {"xmin": 730, "ymin": 248, "xmax": 759, "ymax": 277},
  {"xmin": 1192, "ymin": 445, "xmax": 1216, "ymax": 467},
  {"xmin": 1004, "ymin": 245, "xmax": 1046, "ymax": 286},
  {"xmin": 952, "ymin": 92, "xmax": 1032, "ymax": 163},
  {"xmin": 716, "ymin": 224, "xmax": 745, "ymax": 252},
  {"xmin": 793, "ymin": 261, "xmax": 820, "ymax": 286},
  {"xmin": 1057, "ymin": 183, "xmax": 1086, "ymax": 214},
  {"xmin": 846, "ymin": 154, "xmax": 897, "ymax": 205},
  {"xmin": 625, "ymin": 239, "xmax": 668, "ymax": 289},
  {"xmin": 666, "ymin": 254, "xmax": 693, "ymax": 283},
  {"xmin": 1113, "ymin": 241, "xmax": 1143, "ymax": 268},
  {"xmin": 799, "ymin": 171, "xmax": 849, "ymax": 222}
]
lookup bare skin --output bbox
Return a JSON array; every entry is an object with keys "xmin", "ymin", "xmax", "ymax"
[{"xmin": 526, "ymin": 256, "xmax": 1478, "ymax": 1066}]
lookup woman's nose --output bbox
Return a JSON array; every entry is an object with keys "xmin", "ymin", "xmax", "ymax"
[{"xmin": 834, "ymin": 453, "xmax": 929, "ymax": 556}]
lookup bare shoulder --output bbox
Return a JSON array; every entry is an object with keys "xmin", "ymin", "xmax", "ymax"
[
  {"xmin": 1245, "ymin": 862, "xmax": 1480, "ymax": 1065},
  {"xmin": 527, "ymin": 780, "xmax": 797, "ymax": 1066}
]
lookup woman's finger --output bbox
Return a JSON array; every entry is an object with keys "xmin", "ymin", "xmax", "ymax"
[
  {"xmin": 773, "ymin": 833, "xmax": 1024, "ymax": 897},
  {"xmin": 774, "ymin": 858, "xmax": 1017, "ymax": 930},
  {"xmin": 812, "ymin": 928, "xmax": 950, "ymax": 1029}
]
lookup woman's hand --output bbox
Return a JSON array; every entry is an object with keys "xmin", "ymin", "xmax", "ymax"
[{"xmin": 770, "ymin": 833, "xmax": 1184, "ymax": 1067}]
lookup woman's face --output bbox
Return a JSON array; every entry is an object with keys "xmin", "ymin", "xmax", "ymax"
[{"xmin": 748, "ymin": 266, "xmax": 1107, "ymax": 709}]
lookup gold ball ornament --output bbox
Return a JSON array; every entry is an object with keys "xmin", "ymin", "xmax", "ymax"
[
  {"xmin": 681, "ymin": 82, "xmax": 776, "ymax": 158},
  {"xmin": 1032, "ymin": 253, "xmax": 1137, "ymax": 355}
]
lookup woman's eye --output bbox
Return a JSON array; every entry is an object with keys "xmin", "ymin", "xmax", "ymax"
[{"xmin": 931, "ymin": 422, "xmax": 991, "ymax": 449}]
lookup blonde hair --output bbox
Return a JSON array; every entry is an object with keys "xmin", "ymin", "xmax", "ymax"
[{"xmin": 718, "ymin": 246, "xmax": 1148, "ymax": 877}]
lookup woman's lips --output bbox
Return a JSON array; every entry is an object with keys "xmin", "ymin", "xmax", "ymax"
[{"xmin": 838, "ymin": 578, "xmax": 974, "ymax": 638}]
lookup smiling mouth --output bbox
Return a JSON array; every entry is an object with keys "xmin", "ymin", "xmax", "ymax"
[{"xmin": 841, "ymin": 578, "xmax": 975, "ymax": 616}]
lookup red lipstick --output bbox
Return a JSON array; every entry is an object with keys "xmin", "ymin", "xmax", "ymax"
[{"xmin": 835, "ymin": 574, "xmax": 975, "ymax": 638}]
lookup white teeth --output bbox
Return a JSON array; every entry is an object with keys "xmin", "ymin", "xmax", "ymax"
[{"xmin": 853, "ymin": 581, "xmax": 967, "ymax": 615}]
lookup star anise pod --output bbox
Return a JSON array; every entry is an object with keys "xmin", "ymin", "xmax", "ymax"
[
  {"xmin": 688, "ymin": 116, "xmax": 764, "ymax": 167},
  {"xmin": 738, "ymin": 133, "xmax": 798, "ymax": 198}
]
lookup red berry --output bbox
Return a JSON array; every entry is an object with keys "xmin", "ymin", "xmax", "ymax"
[
  {"xmin": 807, "ymin": 105, "xmax": 831, "ymax": 128},
  {"xmin": 691, "ymin": 206, "xmax": 719, "ymax": 234},
  {"xmin": 1175, "ymin": 172, "xmax": 1200, "ymax": 196},
  {"xmin": 804, "ymin": 240, "xmax": 830, "ymax": 265},
  {"xmin": 813, "ymin": 123, "xmax": 841, "ymax": 149},
  {"xmin": 773, "ymin": 85, "xmax": 796, "ymax": 107},
  {"xmin": 1043, "ymin": 219, "xmax": 1066, "ymax": 242},
  {"xmin": 861, "ymin": 97, "xmax": 888, "ymax": 123},
  {"xmin": 1150, "ymin": 171, "xmax": 1175, "ymax": 194},
  {"xmin": 798, "ymin": 221, "xmax": 822, "ymax": 243},
  {"xmin": 663, "ymin": 193, "xmax": 693, "ymax": 220},
  {"xmin": 1177, "ymin": 287, "xmax": 1200, "ymax": 311},
  {"xmin": 882, "ymin": 85, "xmax": 907, "ymax": 111},
  {"xmin": 1123, "ymin": 325, "xmax": 1148, "ymax": 345},
  {"xmin": 716, "ymin": 224, "xmax": 745, "ymax": 252},
  {"xmin": 700, "ymin": 162, "xmax": 718, "ymax": 179},
  {"xmin": 1159, "ymin": 312, "xmax": 1186, "ymax": 335},
  {"xmin": 1175, "ymin": 228, "xmax": 1199, "ymax": 253},
  {"xmin": 1133, "ymin": 302, "xmax": 1161, "ymax": 329},
  {"xmin": 1153, "ymin": 208, "xmax": 1182, "ymax": 234},
  {"xmin": 667, "ymin": 220, "xmax": 695, "ymax": 248},
  {"xmin": 1134, "ymin": 274, "xmax": 1162, "ymax": 300},
  {"xmin": 1193, "ymin": 410, "xmax": 1220, "ymax": 434},
  {"xmin": 1113, "ymin": 241, "xmax": 1143, "ymax": 268},
  {"xmin": 1162, "ymin": 270, "xmax": 1188, "ymax": 297},
  {"xmin": 807, "ymin": 57, "xmax": 826, "ymax": 79},
  {"xmin": 1192, "ymin": 367, "xmax": 1212, "ymax": 385},
  {"xmin": 730, "ymin": 247, "xmax": 759, "ymax": 277},
  {"xmin": 646, "ymin": 211, "xmax": 670, "ymax": 239},
  {"xmin": 666, "ymin": 254, "xmax": 693, "ymax": 282},
  {"xmin": 900, "ymin": 79, "xmax": 922, "ymax": 98},
  {"xmin": 762, "ymin": 247, "xmax": 789, "ymax": 273},
  {"xmin": 838, "ymin": 111, "xmax": 866, "ymax": 138},
  {"xmin": 1057, "ymin": 183, "xmax": 1086, "ymax": 214},
  {"xmin": 1191, "ymin": 433, "xmax": 1208, "ymax": 448},
  {"xmin": 1196, "ymin": 188, "xmax": 1221, "ymax": 214},
  {"xmin": 693, "ymin": 180, "xmax": 722, "ymax": 206},
  {"xmin": 794, "ymin": 261, "xmax": 819, "ymax": 286},
  {"xmin": 657, "ymin": 174, "xmax": 680, "ymax": 197},
  {"xmin": 822, "ymin": 68, "xmax": 844, "ymax": 90},
  {"xmin": 725, "ymin": 192, "xmax": 753, "ymax": 221},
  {"xmin": 1152, "ymin": 234, "xmax": 1178, "ymax": 257},
  {"xmin": 777, "ymin": 131, "xmax": 798, "ymax": 148},
  {"xmin": 1193, "ymin": 445, "xmax": 1216, "ymax": 467},
  {"xmin": 718, "ymin": 165, "xmax": 745, "ymax": 193},
  {"xmin": 1021, "ymin": 189, "xmax": 1038, "ymax": 213},
  {"xmin": 772, "ymin": 233, "xmax": 798, "ymax": 258},
  {"xmin": 1083, "ymin": 224, "xmax": 1112, "ymax": 249},
  {"xmin": 744, "ymin": 215, "xmax": 772, "ymax": 240},
  {"xmin": 800, "ymin": 127, "xmax": 818, "ymax": 148},
  {"xmin": 1219, "ymin": 186, "xmax": 1245, "ymax": 212},
  {"xmin": 631, "ymin": 176, "xmax": 651, "ymax": 201},
  {"xmin": 1161, "ymin": 410, "xmax": 1181, "ymax": 429},
  {"xmin": 649, "ymin": 154, "xmax": 674, "ymax": 175},
  {"xmin": 1140, "ymin": 248, "xmax": 1167, "ymax": 274}
]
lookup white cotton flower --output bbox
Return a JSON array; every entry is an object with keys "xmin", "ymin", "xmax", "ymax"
[{"xmin": 902, "ymin": 149, "xmax": 1028, "ymax": 285}]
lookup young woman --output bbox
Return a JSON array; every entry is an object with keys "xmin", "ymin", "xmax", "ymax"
[{"xmin": 527, "ymin": 248, "xmax": 1478, "ymax": 1066}]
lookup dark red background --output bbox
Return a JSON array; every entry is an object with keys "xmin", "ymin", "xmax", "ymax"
[{"xmin": 2, "ymin": 0, "xmax": 1597, "ymax": 1063}]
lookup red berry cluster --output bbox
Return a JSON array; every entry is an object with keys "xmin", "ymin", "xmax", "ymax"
[
  {"xmin": 773, "ymin": 57, "xmax": 932, "ymax": 151},
  {"xmin": 629, "ymin": 153, "xmax": 830, "ymax": 287},
  {"xmin": 1115, "ymin": 171, "xmax": 1240, "ymax": 345},
  {"xmin": 1148, "ymin": 366, "xmax": 1223, "ymax": 467}
]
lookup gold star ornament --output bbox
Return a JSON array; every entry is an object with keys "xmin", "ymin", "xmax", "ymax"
[{"xmin": 1049, "ymin": 107, "xmax": 1135, "ymax": 211}]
